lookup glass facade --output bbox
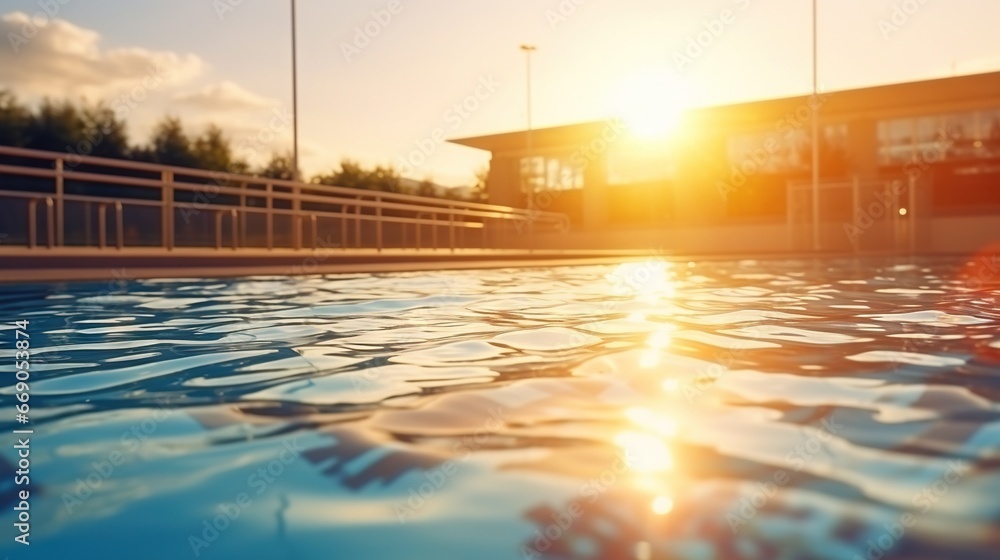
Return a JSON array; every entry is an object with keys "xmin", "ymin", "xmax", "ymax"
[
  {"xmin": 519, "ymin": 156, "xmax": 584, "ymax": 192},
  {"xmin": 727, "ymin": 124, "xmax": 847, "ymax": 174},
  {"xmin": 878, "ymin": 109, "xmax": 1000, "ymax": 164}
]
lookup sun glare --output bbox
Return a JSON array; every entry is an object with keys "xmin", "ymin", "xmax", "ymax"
[{"xmin": 613, "ymin": 71, "xmax": 688, "ymax": 140}]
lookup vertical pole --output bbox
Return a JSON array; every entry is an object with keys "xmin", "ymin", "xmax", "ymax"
[
  {"xmin": 354, "ymin": 202, "xmax": 361, "ymax": 249},
  {"xmin": 55, "ymin": 158, "xmax": 64, "ymax": 246},
  {"xmin": 266, "ymin": 183, "xmax": 274, "ymax": 250},
  {"xmin": 375, "ymin": 195, "xmax": 383, "ymax": 252},
  {"xmin": 27, "ymin": 199, "xmax": 37, "ymax": 249},
  {"xmin": 811, "ymin": 0, "xmax": 821, "ymax": 251},
  {"xmin": 292, "ymin": 186, "xmax": 302, "ymax": 250},
  {"xmin": 45, "ymin": 198, "xmax": 54, "ymax": 249},
  {"xmin": 432, "ymin": 213, "xmax": 438, "ymax": 249},
  {"xmin": 291, "ymin": 0, "xmax": 300, "ymax": 182},
  {"xmin": 449, "ymin": 206, "xmax": 455, "ymax": 253},
  {"xmin": 340, "ymin": 206, "xmax": 347, "ymax": 250},
  {"xmin": 98, "ymin": 204, "xmax": 107, "ymax": 249},
  {"xmin": 521, "ymin": 45, "xmax": 537, "ymax": 252},
  {"xmin": 115, "ymin": 201, "xmax": 124, "ymax": 250},
  {"xmin": 84, "ymin": 201, "xmax": 91, "ymax": 246},
  {"xmin": 525, "ymin": 48, "xmax": 534, "ymax": 212},
  {"xmin": 231, "ymin": 209, "xmax": 238, "ymax": 250},
  {"xmin": 162, "ymin": 171, "xmax": 174, "ymax": 250},
  {"xmin": 239, "ymin": 181, "xmax": 247, "ymax": 247},
  {"xmin": 416, "ymin": 216, "xmax": 422, "ymax": 250},
  {"xmin": 310, "ymin": 214, "xmax": 317, "ymax": 249},
  {"xmin": 215, "ymin": 210, "xmax": 223, "ymax": 250}
]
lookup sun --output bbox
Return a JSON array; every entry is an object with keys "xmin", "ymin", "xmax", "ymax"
[{"xmin": 612, "ymin": 71, "xmax": 688, "ymax": 140}]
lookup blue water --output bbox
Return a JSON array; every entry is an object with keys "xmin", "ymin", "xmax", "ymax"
[{"xmin": 1, "ymin": 256, "xmax": 999, "ymax": 559}]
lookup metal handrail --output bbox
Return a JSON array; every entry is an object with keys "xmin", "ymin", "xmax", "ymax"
[
  {"xmin": 0, "ymin": 145, "xmax": 569, "ymax": 252},
  {"xmin": 0, "ymin": 145, "xmax": 568, "ymax": 223}
]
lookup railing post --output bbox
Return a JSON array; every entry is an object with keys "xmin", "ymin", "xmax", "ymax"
[
  {"xmin": 340, "ymin": 206, "xmax": 348, "ymax": 250},
  {"xmin": 231, "ymin": 209, "xmax": 238, "ymax": 250},
  {"xmin": 84, "ymin": 202, "xmax": 92, "ymax": 246},
  {"xmin": 293, "ymin": 214, "xmax": 302, "ymax": 250},
  {"xmin": 432, "ymin": 213, "xmax": 438, "ymax": 250},
  {"xmin": 266, "ymin": 183, "xmax": 273, "ymax": 250},
  {"xmin": 448, "ymin": 206, "xmax": 455, "ymax": 253},
  {"xmin": 27, "ymin": 199, "xmax": 37, "ymax": 249},
  {"xmin": 416, "ymin": 215, "xmax": 421, "ymax": 251},
  {"xmin": 162, "ymin": 170, "xmax": 174, "ymax": 250},
  {"xmin": 354, "ymin": 202, "xmax": 361, "ymax": 249},
  {"xmin": 115, "ymin": 201, "xmax": 124, "ymax": 250},
  {"xmin": 55, "ymin": 158, "xmax": 64, "ymax": 246},
  {"xmin": 98, "ymin": 203, "xmax": 107, "ymax": 249},
  {"xmin": 45, "ymin": 197, "xmax": 54, "ymax": 249},
  {"xmin": 215, "ymin": 210, "xmax": 223, "ymax": 250},
  {"xmin": 292, "ymin": 185, "xmax": 302, "ymax": 250},
  {"xmin": 310, "ymin": 214, "xmax": 318, "ymax": 249},
  {"xmin": 239, "ymin": 181, "xmax": 247, "ymax": 247},
  {"xmin": 375, "ymin": 195, "xmax": 383, "ymax": 252}
]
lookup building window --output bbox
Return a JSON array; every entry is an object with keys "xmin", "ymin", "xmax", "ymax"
[
  {"xmin": 519, "ymin": 156, "xmax": 583, "ymax": 192},
  {"xmin": 727, "ymin": 124, "xmax": 847, "ymax": 174},
  {"xmin": 878, "ymin": 108, "xmax": 1000, "ymax": 164}
]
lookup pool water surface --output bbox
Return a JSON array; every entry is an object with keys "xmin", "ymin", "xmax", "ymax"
[{"xmin": 1, "ymin": 256, "xmax": 999, "ymax": 559}]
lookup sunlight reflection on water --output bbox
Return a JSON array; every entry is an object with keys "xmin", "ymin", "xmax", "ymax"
[{"xmin": 1, "ymin": 256, "xmax": 999, "ymax": 559}]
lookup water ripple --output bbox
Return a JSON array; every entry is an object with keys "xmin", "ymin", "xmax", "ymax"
[{"xmin": 2, "ymin": 256, "xmax": 998, "ymax": 560}]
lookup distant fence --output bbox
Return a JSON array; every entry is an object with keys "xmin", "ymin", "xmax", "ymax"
[
  {"xmin": 0, "ymin": 146, "xmax": 568, "ymax": 252},
  {"xmin": 787, "ymin": 175, "xmax": 919, "ymax": 253}
]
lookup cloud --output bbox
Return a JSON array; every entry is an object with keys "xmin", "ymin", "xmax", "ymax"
[
  {"xmin": 0, "ymin": 11, "xmax": 203, "ymax": 98},
  {"xmin": 173, "ymin": 81, "xmax": 278, "ymax": 111}
]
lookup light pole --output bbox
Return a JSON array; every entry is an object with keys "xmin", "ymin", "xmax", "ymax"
[
  {"xmin": 810, "ymin": 0, "xmax": 820, "ymax": 251},
  {"xmin": 520, "ymin": 44, "xmax": 536, "ymax": 211},
  {"xmin": 291, "ymin": 0, "xmax": 300, "ymax": 182}
]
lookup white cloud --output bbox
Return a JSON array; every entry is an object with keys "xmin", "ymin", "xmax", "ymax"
[
  {"xmin": 0, "ymin": 11, "xmax": 203, "ymax": 98},
  {"xmin": 173, "ymin": 81, "xmax": 278, "ymax": 111}
]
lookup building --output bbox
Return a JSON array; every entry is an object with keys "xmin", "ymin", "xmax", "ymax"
[{"xmin": 450, "ymin": 71, "xmax": 1000, "ymax": 254}]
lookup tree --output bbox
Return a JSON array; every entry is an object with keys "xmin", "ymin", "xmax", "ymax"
[
  {"xmin": 416, "ymin": 178, "xmax": 437, "ymax": 198},
  {"xmin": 146, "ymin": 117, "xmax": 198, "ymax": 168},
  {"xmin": 470, "ymin": 165, "xmax": 489, "ymax": 203},
  {"xmin": 371, "ymin": 165, "xmax": 401, "ymax": 193},
  {"xmin": 193, "ymin": 124, "xmax": 244, "ymax": 172},
  {"xmin": 260, "ymin": 152, "xmax": 296, "ymax": 181},
  {"xmin": 80, "ymin": 103, "xmax": 129, "ymax": 159},
  {"xmin": 313, "ymin": 159, "xmax": 402, "ymax": 192},
  {"xmin": 0, "ymin": 90, "xmax": 30, "ymax": 148},
  {"xmin": 24, "ymin": 98, "xmax": 86, "ymax": 152},
  {"xmin": 314, "ymin": 159, "xmax": 366, "ymax": 189}
]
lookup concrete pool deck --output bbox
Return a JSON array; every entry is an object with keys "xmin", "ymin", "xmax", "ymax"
[
  {"xmin": 1, "ymin": 246, "xmax": 991, "ymax": 284},
  {"xmin": 0, "ymin": 247, "xmax": 660, "ymax": 283}
]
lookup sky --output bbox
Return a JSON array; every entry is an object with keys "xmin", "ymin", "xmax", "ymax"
[{"xmin": 1, "ymin": 0, "xmax": 999, "ymax": 186}]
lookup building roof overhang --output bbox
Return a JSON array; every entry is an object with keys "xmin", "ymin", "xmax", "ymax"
[{"xmin": 448, "ymin": 70, "xmax": 1000, "ymax": 154}]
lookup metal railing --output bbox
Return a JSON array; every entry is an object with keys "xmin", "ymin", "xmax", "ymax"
[{"xmin": 0, "ymin": 145, "xmax": 568, "ymax": 252}]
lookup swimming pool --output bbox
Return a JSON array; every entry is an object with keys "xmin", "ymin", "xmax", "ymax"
[{"xmin": 1, "ymin": 256, "xmax": 998, "ymax": 559}]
